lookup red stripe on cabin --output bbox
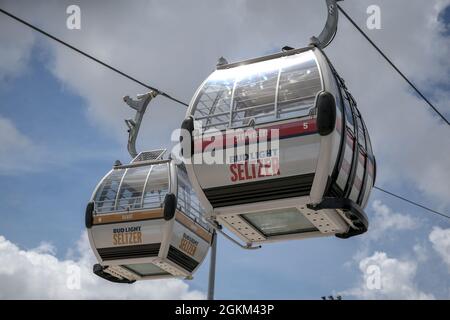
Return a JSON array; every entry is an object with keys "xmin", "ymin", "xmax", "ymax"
[{"xmin": 194, "ymin": 118, "xmax": 318, "ymax": 152}]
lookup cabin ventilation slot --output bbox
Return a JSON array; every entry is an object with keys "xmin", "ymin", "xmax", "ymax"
[
  {"xmin": 167, "ymin": 246, "xmax": 199, "ymax": 272},
  {"xmin": 132, "ymin": 149, "xmax": 166, "ymax": 163},
  {"xmin": 204, "ymin": 174, "xmax": 315, "ymax": 208},
  {"xmin": 98, "ymin": 243, "xmax": 161, "ymax": 261}
]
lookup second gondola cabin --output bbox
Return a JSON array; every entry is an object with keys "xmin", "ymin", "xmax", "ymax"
[
  {"xmin": 181, "ymin": 46, "xmax": 376, "ymax": 244},
  {"xmin": 86, "ymin": 150, "xmax": 213, "ymax": 283}
]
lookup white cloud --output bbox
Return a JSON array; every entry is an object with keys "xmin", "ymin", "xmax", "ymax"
[
  {"xmin": 0, "ymin": 232, "xmax": 204, "ymax": 299},
  {"xmin": 429, "ymin": 227, "xmax": 450, "ymax": 271},
  {"xmin": 413, "ymin": 243, "xmax": 429, "ymax": 263},
  {"xmin": 342, "ymin": 251, "xmax": 435, "ymax": 299},
  {"xmin": 343, "ymin": 224, "xmax": 450, "ymax": 299},
  {"xmin": 368, "ymin": 200, "xmax": 419, "ymax": 239}
]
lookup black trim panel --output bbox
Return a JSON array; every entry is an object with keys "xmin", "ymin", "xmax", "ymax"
[
  {"xmin": 357, "ymin": 150, "xmax": 369, "ymax": 205},
  {"xmin": 85, "ymin": 201, "xmax": 94, "ymax": 229},
  {"xmin": 167, "ymin": 245, "xmax": 199, "ymax": 273},
  {"xmin": 98, "ymin": 243, "xmax": 161, "ymax": 261},
  {"xmin": 204, "ymin": 173, "xmax": 315, "ymax": 208},
  {"xmin": 327, "ymin": 74, "xmax": 346, "ymax": 197}
]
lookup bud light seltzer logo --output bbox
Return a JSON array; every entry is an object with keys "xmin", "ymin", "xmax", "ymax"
[
  {"xmin": 179, "ymin": 233, "xmax": 198, "ymax": 256},
  {"xmin": 229, "ymin": 149, "xmax": 280, "ymax": 182},
  {"xmin": 112, "ymin": 226, "xmax": 142, "ymax": 245}
]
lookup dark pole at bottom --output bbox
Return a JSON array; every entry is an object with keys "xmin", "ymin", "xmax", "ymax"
[{"xmin": 207, "ymin": 230, "xmax": 217, "ymax": 300}]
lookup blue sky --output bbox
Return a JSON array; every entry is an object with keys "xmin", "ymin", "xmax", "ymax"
[
  {"xmin": 0, "ymin": 49, "xmax": 111, "ymax": 249},
  {"xmin": 0, "ymin": 0, "xmax": 449, "ymax": 299}
]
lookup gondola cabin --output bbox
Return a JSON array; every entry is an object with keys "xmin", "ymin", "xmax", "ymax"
[
  {"xmin": 86, "ymin": 150, "xmax": 213, "ymax": 283},
  {"xmin": 181, "ymin": 46, "xmax": 376, "ymax": 245}
]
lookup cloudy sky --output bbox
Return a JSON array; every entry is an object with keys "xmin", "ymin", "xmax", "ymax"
[{"xmin": 0, "ymin": 0, "xmax": 449, "ymax": 299}]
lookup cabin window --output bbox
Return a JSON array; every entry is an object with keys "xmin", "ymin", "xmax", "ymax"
[
  {"xmin": 192, "ymin": 51, "xmax": 322, "ymax": 130},
  {"xmin": 331, "ymin": 74, "xmax": 343, "ymax": 114},
  {"xmin": 177, "ymin": 165, "xmax": 209, "ymax": 230},
  {"xmin": 116, "ymin": 167, "xmax": 149, "ymax": 211},
  {"xmin": 93, "ymin": 164, "xmax": 170, "ymax": 214},
  {"xmin": 242, "ymin": 208, "xmax": 318, "ymax": 237},
  {"xmin": 231, "ymin": 68, "xmax": 278, "ymax": 127},
  {"xmin": 193, "ymin": 74, "xmax": 234, "ymax": 131},
  {"xmin": 93, "ymin": 170, "xmax": 124, "ymax": 214},
  {"xmin": 123, "ymin": 263, "xmax": 169, "ymax": 277},
  {"xmin": 342, "ymin": 93, "xmax": 354, "ymax": 132},
  {"xmin": 355, "ymin": 113, "xmax": 366, "ymax": 149},
  {"xmin": 143, "ymin": 164, "xmax": 169, "ymax": 209},
  {"xmin": 277, "ymin": 56, "xmax": 321, "ymax": 119}
]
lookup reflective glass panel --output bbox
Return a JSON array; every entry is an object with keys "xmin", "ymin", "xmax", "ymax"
[
  {"xmin": 123, "ymin": 263, "xmax": 169, "ymax": 276},
  {"xmin": 192, "ymin": 71, "xmax": 234, "ymax": 130},
  {"xmin": 242, "ymin": 208, "xmax": 318, "ymax": 237},
  {"xmin": 142, "ymin": 164, "xmax": 169, "ymax": 209},
  {"xmin": 277, "ymin": 54, "xmax": 321, "ymax": 119},
  {"xmin": 93, "ymin": 170, "xmax": 124, "ymax": 214},
  {"xmin": 176, "ymin": 165, "xmax": 209, "ymax": 230},
  {"xmin": 231, "ymin": 64, "xmax": 279, "ymax": 127},
  {"xmin": 116, "ymin": 167, "xmax": 149, "ymax": 211}
]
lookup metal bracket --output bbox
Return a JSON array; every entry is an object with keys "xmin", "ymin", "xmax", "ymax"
[
  {"xmin": 310, "ymin": 0, "xmax": 342, "ymax": 49},
  {"xmin": 207, "ymin": 219, "xmax": 261, "ymax": 250},
  {"xmin": 307, "ymin": 197, "xmax": 369, "ymax": 238},
  {"xmin": 123, "ymin": 90, "xmax": 159, "ymax": 158},
  {"xmin": 113, "ymin": 158, "xmax": 171, "ymax": 170}
]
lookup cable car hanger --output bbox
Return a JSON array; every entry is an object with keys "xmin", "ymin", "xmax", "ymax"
[
  {"xmin": 310, "ymin": 0, "xmax": 343, "ymax": 49},
  {"xmin": 123, "ymin": 90, "xmax": 159, "ymax": 158}
]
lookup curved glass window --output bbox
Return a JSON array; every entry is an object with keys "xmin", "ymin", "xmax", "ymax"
[
  {"xmin": 355, "ymin": 112, "xmax": 366, "ymax": 150},
  {"xmin": 143, "ymin": 164, "xmax": 169, "ymax": 209},
  {"xmin": 231, "ymin": 69, "xmax": 278, "ymax": 127},
  {"xmin": 192, "ymin": 50, "xmax": 322, "ymax": 130},
  {"xmin": 116, "ymin": 167, "xmax": 149, "ymax": 212},
  {"xmin": 277, "ymin": 55, "xmax": 321, "ymax": 119},
  {"xmin": 92, "ymin": 163, "xmax": 169, "ymax": 214},
  {"xmin": 177, "ymin": 165, "xmax": 209, "ymax": 230},
  {"xmin": 243, "ymin": 207, "xmax": 318, "ymax": 237},
  {"xmin": 342, "ymin": 92, "xmax": 355, "ymax": 132},
  {"xmin": 94, "ymin": 170, "xmax": 124, "ymax": 214},
  {"xmin": 193, "ymin": 73, "xmax": 234, "ymax": 131}
]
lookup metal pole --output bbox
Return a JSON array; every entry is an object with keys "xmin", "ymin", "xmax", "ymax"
[{"xmin": 207, "ymin": 230, "xmax": 217, "ymax": 300}]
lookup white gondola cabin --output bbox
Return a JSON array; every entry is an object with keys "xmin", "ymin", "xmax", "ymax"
[
  {"xmin": 181, "ymin": 46, "xmax": 376, "ymax": 245},
  {"xmin": 86, "ymin": 150, "xmax": 213, "ymax": 283}
]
